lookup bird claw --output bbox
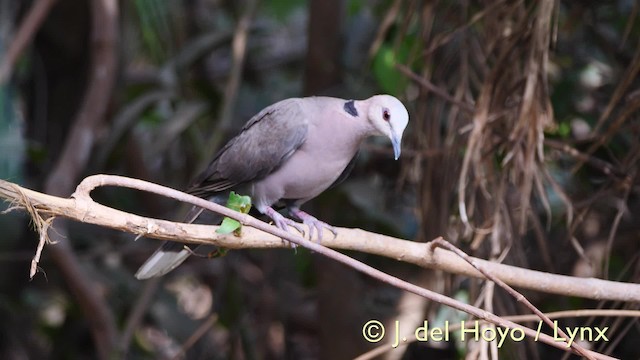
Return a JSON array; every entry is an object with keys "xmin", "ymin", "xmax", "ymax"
[
  {"xmin": 291, "ymin": 209, "xmax": 337, "ymax": 242},
  {"xmin": 276, "ymin": 217, "xmax": 307, "ymax": 238},
  {"xmin": 266, "ymin": 207, "xmax": 337, "ymax": 246},
  {"xmin": 266, "ymin": 207, "xmax": 305, "ymax": 247}
]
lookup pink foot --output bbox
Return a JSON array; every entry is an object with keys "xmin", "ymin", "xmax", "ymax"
[
  {"xmin": 265, "ymin": 207, "xmax": 306, "ymax": 244},
  {"xmin": 290, "ymin": 209, "xmax": 337, "ymax": 242}
]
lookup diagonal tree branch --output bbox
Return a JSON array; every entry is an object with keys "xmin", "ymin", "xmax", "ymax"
[
  {"xmin": 0, "ymin": 175, "xmax": 635, "ymax": 359},
  {"xmin": 2, "ymin": 176, "xmax": 638, "ymax": 303}
]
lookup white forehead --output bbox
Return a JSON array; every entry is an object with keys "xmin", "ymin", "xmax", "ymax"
[{"xmin": 375, "ymin": 95, "xmax": 409, "ymax": 124}]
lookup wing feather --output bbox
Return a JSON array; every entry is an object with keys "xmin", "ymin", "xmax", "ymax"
[{"xmin": 188, "ymin": 99, "xmax": 308, "ymax": 197}]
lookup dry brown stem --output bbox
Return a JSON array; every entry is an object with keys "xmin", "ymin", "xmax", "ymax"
[
  {"xmin": 0, "ymin": 175, "xmax": 637, "ymax": 358},
  {"xmin": 1, "ymin": 176, "xmax": 638, "ymax": 304},
  {"xmin": 431, "ymin": 238, "xmax": 593, "ymax": 359}
]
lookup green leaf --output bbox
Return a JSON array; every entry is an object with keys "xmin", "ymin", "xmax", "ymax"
[
  {"xmin": 226, "ymin": 191, "xmax": 252, "ymax": 213},
  {"xmin": 217, "ymin": 217, "xmax": 241, "ymax": 235},
  {"xmin": 215, "ymin": 192, "xmax": 252, "ymax": 235}
]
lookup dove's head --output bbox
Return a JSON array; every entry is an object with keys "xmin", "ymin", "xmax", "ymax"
[{"xmin": 366, "ymin": 95, "xmax": 409, "ymax": 160}]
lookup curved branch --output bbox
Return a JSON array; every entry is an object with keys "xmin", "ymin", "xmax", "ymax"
[
  {"xmin": 0, "ymin": 175, "xmax": 634, "ymax": 359},
  {"xmin": 2, "ymin": 176, "xmax": 639, "ymax": 304}
]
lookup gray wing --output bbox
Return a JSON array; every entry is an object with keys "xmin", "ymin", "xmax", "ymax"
[
  {"xmin": 188, "ymin": 99, "xmax": 309, "ymax": 197},
  {"xmin": 136, "ymin": 99, "xmax": 308, "ymax": 280}
]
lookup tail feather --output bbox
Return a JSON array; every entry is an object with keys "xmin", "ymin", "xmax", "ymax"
[
  {"xmin": 135, "ymin": 241, "xmax": 195, "ymax": 279},
  {"xmin": 134, "ymin": 202, "xmax": 219, "ymax": 280}
]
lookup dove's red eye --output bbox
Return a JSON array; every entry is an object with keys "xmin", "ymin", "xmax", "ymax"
[{"xmin": 383, "ymin": 109, "xmax": 391, "ymax": 121}]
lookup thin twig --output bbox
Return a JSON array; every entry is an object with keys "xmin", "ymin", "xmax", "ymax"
[
  {"xmin": 172, "ymin": 314, "xmax": 219, "ymax": 360},
  {"xmin": 94, "ymin": 90, "xmax": 176, "ymax": 168},
  {"xmin": 603, "ymin": 173, "xmax": 634, "ymax": 280},
  {"xmin": 71, "ymin": 176, "xmax": 617, "ymax": 358},
  {"xmin": 592, "ymin": 37, "xmax": 640, "ymax": 135},
  {"xmin": 367, "ymin": 0, "xmax": 403, "ymax": 60},
  {"xmin": 0, "ymin": 0, "xmax": 59, "ymax": 83},
  {"xmin": 430, "ymin": 238, "xmax": 595, "ymax": 359},
  {"xmin": 619, "ymin": 1, "xmax": 638, "ymax": 50},
  {"xmin": 544, "ymin": 139, "xmax": 624, "ymax": 178},
  {"xmin": 396, "ymin": 63, "xmax": 476, "ymax": 113},
  {"xmin": 119, "ymin": 277, "xmax": 161, "ymax": 355},
  {"xmin": 0, "ymin": 175, "xmax": 628, "ymax": 358},
  {"xmin": 148, "ymin": 101, "xmax": 207, "ymax": 158},
  {"xmin": 2, "ymin": 177, "xmax": 639, "ymax": 303}
]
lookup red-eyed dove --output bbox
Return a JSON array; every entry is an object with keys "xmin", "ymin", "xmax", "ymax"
[{"xmin": 135, "ymin": 95, "xmax": 409, "ymax": 279}]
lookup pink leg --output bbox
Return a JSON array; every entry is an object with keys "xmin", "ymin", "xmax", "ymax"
[{"xmin": 289, "ymin": 208, "xmax": 337, "ymax": 242}]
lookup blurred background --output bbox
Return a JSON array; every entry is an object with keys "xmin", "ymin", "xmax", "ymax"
[{"xmin": 1, "ymin": 0, "xmax": 639, "ymax": 359}]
